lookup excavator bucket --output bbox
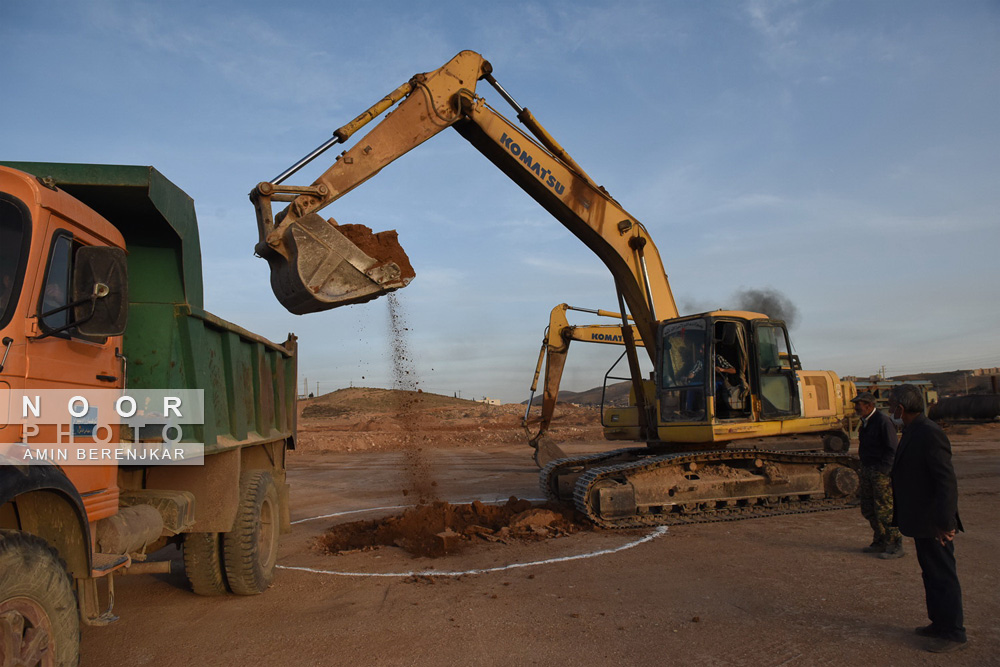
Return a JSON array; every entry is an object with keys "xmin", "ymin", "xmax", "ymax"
[
  {"xmin": 263, "ymin": 213, "xmax": 416, "ymax": 315},
  {"xmin": 531, "ymin": 436, "xmax": 568, "ymax": 468}
]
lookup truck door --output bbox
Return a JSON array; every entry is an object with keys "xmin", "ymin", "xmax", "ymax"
[
  {"xmin": 752, "ymin": 321, "xmax": 800, "ymax": 419},
  {"xmin": 25, "ymin": 224, "xmax": 122, "ymax": 516}
]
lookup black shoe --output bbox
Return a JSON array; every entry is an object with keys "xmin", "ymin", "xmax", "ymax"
[
  {"xmin": 879, "ymin": 543, "xmax": 905, "ymax": 559},
  {"xmin": 915, "ymin": 624, "xmax": 940, "ymax": 638},
  {"xmin": 925, "ymin": 637, "xmax": 968, "ymax": 653},
  {"xmin": 862, "ymin": 542, "xmax": 885, "ymax": 554}
]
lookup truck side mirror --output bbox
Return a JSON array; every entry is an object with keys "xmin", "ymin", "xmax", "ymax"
[{"xmin": 72, "ymin": 247, "xmax": 128, "ymax": 336}]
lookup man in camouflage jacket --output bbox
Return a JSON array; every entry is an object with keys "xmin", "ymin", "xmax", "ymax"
[{"xmin": 851, "ymin": 391, "xmax": 902, "ymax": 558}]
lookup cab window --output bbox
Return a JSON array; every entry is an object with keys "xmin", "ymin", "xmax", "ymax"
[
  {"xmin": 40, "ymin": 234, "xmax": 72, "ymax": 331},
  {"xmin": 0, "ymin": 192, "xmax": 31, "ymax": 327},
  {"xmin": 38, "ymin": 233, "xmax": 106, "ymax": 343},
  {"xmin": 755, "ymin": 323, "xmax": 797, "ymax": 417}
]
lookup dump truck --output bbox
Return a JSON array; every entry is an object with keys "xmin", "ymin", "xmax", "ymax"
[
  {"xmin": 1, "ymin": 162, "xmax": 297, "ymax": 666},
  {"xmin": 249, "ymin": 50, "xmax": 859, "ymax": 530}
]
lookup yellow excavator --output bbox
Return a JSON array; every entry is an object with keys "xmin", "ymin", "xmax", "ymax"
[{"xmin": 251, "ymin": 50, "xmax": 860, "ymax": 527}]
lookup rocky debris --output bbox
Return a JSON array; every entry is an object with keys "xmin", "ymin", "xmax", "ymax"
[
  {"xmin": 509, "ymin": 508, "xmax": 565, "ymax": 532},
  {"xmin": 315, "ymin": 497, "xmax": 587, "ymax": 558}
]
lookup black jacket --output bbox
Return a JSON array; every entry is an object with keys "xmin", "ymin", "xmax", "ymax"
[
  {"xmin": 891, "ymin": 415, "xmax": 963, "ymax": 538},
  {"xmin": 857, "ymin": 408, "xmax": 897, "ymax": 474}
]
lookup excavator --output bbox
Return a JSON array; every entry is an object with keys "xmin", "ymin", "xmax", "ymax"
[{"xmin": 250, "ymin": 50, "xmax": 860, "ymax": 528}]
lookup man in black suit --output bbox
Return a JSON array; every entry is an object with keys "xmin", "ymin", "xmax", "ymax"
[{"xmin": 889, "ymin": 384, "xmax": 967, "ymax": 653}]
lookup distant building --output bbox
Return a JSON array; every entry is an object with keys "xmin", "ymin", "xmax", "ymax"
[{"xmin": 476, "ymin": 397, "xmax": 501, "ymax": 406}]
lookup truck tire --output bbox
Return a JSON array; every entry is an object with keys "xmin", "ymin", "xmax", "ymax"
[
  {"xmin": 183, "ymin": 532, "xmax": 230, "ymax": 596},
  {"xmin": 0, "ymin": 530, "xmax": 80, "ymax": 667},
  {"xmin": 223, "ymin": 471, "xmax": 280, "ymax": 595}
]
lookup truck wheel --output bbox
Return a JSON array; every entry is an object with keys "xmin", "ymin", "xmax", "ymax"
[
  {"xmin": 0, "ymin": 530, "xmax": 80, "ymax": 667},
  {"xmin": 183, "ymin": 533, "xmax": 230, "ymax": 596},
  {"xmin": 223, "ymin": 471, "xmax": 280, "ymax": 595}
]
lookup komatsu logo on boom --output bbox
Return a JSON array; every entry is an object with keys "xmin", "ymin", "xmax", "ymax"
[
  {"xmin": 500, "ymin": 133, "xmax": 565, "ymax": 195},
  {"xmin": 591, "ymin": 333, "xmax": 625, "ymax": 343}
]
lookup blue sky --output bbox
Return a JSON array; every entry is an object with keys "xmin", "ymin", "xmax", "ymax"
[{"xmin": 3, "ymin": 1, "xmax": 998, "ymax": 403}]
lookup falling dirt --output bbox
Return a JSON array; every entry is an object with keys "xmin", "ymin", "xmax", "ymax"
[
  {"xmin": 386, "ymin": 293, "xmax": 438, "ymax": 503},
  {"xmin": 315, "ymin": 497, "xmax": 587, "ymax": 558},
  {"xmin": 338, "ymin": 222, "xmax": 416, "ymax": 281}
]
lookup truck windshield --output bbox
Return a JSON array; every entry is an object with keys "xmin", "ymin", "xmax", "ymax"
[{"xmin": 0, "ymin": 193, "xmax": 30, "ymax": 327}]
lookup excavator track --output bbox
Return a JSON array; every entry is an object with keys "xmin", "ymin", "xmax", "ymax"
[
  {"xmin": 539, "ymin": 447, "xmax": 650, "ymax": 501},
  {"xmin": 541, "ymin": 449, "xmax": 860, "ymax": 529}
]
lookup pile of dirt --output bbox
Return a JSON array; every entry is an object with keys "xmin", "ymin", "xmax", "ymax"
[{"xmin": 315, "ymin": 497, "xmax": 587, "ymax": 558}]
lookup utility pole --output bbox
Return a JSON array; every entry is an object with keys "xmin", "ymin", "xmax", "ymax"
[{"xmin": 316, "ymin": 381, "xmax": 320, "ymax": 397}]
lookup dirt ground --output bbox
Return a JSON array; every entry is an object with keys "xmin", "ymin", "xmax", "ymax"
[{"xmin": 79, "ymin": 393, "xmax": 1000, "ymax": 666}]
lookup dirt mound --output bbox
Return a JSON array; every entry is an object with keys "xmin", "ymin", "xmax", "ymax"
[
  {"xmin": 315, "ymin": 498, "xmax": 587, "ymax": 558},
  {"xmin": 296, "ymin": 387, "xmax": 604, "ymax": 453},
  {"xmin": 301, "ymin": 387, "xmax": 500, "ymax": 419}
]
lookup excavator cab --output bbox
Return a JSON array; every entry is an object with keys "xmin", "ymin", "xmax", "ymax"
[{"xmin": 654, "ymin": 312, "xmax": 801, "ymax": 431}]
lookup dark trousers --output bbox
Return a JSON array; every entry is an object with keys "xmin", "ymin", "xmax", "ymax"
[{"xmin": 914, "ymin": 537, "xmax": 966, "ymax": 642}]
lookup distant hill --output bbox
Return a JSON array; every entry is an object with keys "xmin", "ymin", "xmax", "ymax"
[
  {"xmin": 302, "ymin": 386, "xmax": 505, "ymax": 418},
  {"xmin": 525, "ymin": 380, "xmax": 632, "ymax": 407}
]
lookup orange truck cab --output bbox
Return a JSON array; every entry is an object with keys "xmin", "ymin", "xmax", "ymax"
[{"xmin": 1, "ymin": 163, "xmax": 297, "ymax": 666}]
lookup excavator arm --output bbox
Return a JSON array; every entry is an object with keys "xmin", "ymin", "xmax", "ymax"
[
  {"xmin": 523, "ymin": 304, "xmax": 641, "ymax": 436},
  {"xmin": 522, "ymin": 304, "xmax": 643, "ymax": 465},
  {"xmin": 252, "ymin": 50, "xmax": 679, "ymax": 357}
]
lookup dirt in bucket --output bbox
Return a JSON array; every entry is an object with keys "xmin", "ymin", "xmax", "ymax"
[
  {"xmin": 315, "ymin": 497, "xmax": 589, "ymax": 558},
  {"xmin": 338, "ymin": 222, "xmax": 416, "ymax": 281}
]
